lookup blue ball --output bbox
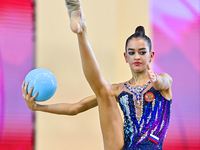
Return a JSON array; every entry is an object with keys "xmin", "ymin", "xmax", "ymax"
[{"xmin": 25, "ymin": 68, "xmax": 57, "ymax": 102}]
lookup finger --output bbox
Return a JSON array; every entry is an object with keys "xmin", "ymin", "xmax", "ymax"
[
  {"xmin": 148, "ymin": 75, "xmax": 153, "ymax": 83},
  {"xmin": 22, "ymin": 81, "xmax": 27, "ymax": 95},
  {"xmin": 147, "ymin": 71, "xmax": 154, "ymax": 82},
  {"xmin": 22, "ymin": 81, "xmax": 25, "ymax": 89},
  {"xmin": 28, "ymin": 86, "xmax": 34, "ymax": 97},
  {"xmin": 32, "ymin": 92, "xmax": 38, "ymax": 100},
  {"xmin": 22, "ymin": 81, "xmax": 25, "ymax": 97},
  {"xmin": 147, "ymin": 64, "xmax": 151, "ymax": 70},
  {"xmin": 147, "ymin": 70, "xmax": 153, "ymax": 77},
  {"xmin": 24, "ymin": 81, "xmax": 29, "ymax": 89}
]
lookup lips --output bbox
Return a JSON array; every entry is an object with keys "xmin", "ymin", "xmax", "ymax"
[{"xmin": 134, "ymin": 62, "xmax": 141, "ymax": 66}]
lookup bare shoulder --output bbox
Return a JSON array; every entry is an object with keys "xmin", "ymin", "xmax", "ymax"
[
  {"xmin": 111, "ymin": 83, "xmax": 120, "ymax": 90},
  {"xmin": 111, "ymin": 83, "xmax": 120, "ymax": 102},
  {"xmin": 159, "ymin": 73, "xmax": 173, "ymax": 100},
  {"xmin": 111, "ymin": 83, "xmax": 120, "ymax": 95}
]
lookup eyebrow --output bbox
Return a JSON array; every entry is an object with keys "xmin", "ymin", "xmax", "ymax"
[{"xmin": 128, "ymin": 48, "xmax": 146, "ymax": 51}]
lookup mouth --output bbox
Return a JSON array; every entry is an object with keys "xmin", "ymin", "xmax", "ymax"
[{"xmin": 134, "ymin": 62, "xmax": 141, "ymax": 66}]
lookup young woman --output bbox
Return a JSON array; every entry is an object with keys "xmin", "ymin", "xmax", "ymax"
[{"xmin": 22, "ymin": 0, "xmax": 172, "ymax": 149}]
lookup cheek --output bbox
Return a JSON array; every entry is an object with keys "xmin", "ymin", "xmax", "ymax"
[
  {"xmin": 145, "ymin": 54, "xmax": 151, "ymax": 61},
  {"xmin": 140, "ymin": 56, "xmax": 149, "ymax": 65},
  {"xmin": 126, "ymin": 55, "xmax": 132, "ymax": 61}
]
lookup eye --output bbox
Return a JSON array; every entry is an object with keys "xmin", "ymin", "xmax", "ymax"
[
  {"xmin": 128, "ymin": 52, "xmax": 135, "ymax": 55},
  {"xmin": 140, "ymin": 51, "xmax": 147, "ymax": 55}
]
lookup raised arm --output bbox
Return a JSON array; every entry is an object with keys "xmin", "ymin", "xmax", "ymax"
[{"xmin": 22, "ymin": 81, "xmax": 97, "ymax": 115}]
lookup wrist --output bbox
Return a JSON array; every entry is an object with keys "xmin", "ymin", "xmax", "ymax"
[{"xmin": 33, "ymin": 103, "xmax": 40, "ymax": 111}]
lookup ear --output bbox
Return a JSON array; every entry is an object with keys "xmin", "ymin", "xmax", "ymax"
[
  {"xmin": 149, "ymin": 51, "xmax": 155, "ymax": 63},
  {"xmin": 124, "ymin": 52, "xmax": 128, "ymax": 63}
]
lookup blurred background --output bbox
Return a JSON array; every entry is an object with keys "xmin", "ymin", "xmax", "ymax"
[{"xmin": 0, "ymin": 0, "xmax": 199, "ymax": 149}]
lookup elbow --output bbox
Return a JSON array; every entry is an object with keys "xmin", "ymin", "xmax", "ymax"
[
  {"xmin": 67, "ymin": 109, "xmax": 78, "ymax": 116},
  {"xmin": 69, "ymin": 107, "xmax": 79, "ymax": 116},
  {"xmin": 64, "ymin": 104, "xmax": 80, "ymax": 116},
  {"xmin": 70, "ymin": 111, "xmax": 78, "ymax": 116}
]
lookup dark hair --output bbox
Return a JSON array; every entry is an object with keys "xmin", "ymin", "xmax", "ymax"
[{"xmin": 125, "ymin": 26, "xmax": 152, "ymax": 52}]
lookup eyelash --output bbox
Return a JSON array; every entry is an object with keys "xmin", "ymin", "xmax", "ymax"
[
  {"xmin": 140, "ymin": 51, "xmax": 147, "ymax": 55},
  {"xmin": 128, "ymin": 51, "xmax": 147, "ymax": 55},
  {"xmin": 128, "ymin": 52, "xmax": 135, "ymax": 55}
]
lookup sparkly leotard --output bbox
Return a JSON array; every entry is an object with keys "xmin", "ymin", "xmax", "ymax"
[{"xmin": 118, "ymin": 81, "xmax": 172, "ymax": 150}]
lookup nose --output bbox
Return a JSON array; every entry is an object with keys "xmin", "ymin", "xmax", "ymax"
[{"xmin": 134, "ymin": 52, "xmax": 140, "ymax": 60}]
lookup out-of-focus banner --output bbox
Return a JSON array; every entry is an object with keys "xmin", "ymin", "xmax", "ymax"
[
  {"xmin": 0, "ymin": 0, "xmax": 34, "ymax": 149},
  {"xmin": 151, "ymin": 0, "xmax": 200, "ymax": 149}
]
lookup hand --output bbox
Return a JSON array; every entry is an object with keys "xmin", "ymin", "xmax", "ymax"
[
  {"xmin": 147, "ymin": 64, "xmax": 158, "ymax": 83},
  {"xmin": 22, "ymin": 81, "xmax": 38, "ymax": 111}
]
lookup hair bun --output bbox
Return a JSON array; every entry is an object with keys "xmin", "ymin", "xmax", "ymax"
[{"xmin": 135, "ymin": 26, "xmax": 145, "ymax": 36}]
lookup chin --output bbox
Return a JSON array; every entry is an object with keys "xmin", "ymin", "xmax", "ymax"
[
  {"xmin": 135, "ymin": 71, "xmax": 143, "ymax": 73},
  {"xmin": 132, "ymin": 67, "xmax": 145, "ymax": 73},
  {"xmin": 133, "ymin": 69, "xmax": 142, "ymax": 73}
]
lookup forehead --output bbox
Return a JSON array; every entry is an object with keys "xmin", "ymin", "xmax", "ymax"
[{"xmin": 127, "ymin": 38, "xmax": 148, "ymax": 49}]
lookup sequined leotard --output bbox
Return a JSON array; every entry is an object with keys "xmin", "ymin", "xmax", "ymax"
[{"xmin": 118, "ymin": 81, "xmax": 172, "ymax": 150}]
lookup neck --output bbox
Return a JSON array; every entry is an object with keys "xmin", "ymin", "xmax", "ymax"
[{"xmin": 130, "ymin": 71, "xmax": 149, "ymax": 85}]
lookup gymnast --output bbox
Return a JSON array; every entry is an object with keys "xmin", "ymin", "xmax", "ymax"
[{"xmin": 22, "ymin": 0, "xmax": 172, "ymax": 149}]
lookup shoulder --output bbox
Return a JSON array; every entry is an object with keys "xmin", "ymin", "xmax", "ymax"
[
  {"xmin": 111, "ymin": 82, "xmax": 126, "ymax": 92},
  {"xmin": 111, "ymin": 83, "xmax": 123, "ymax": 102},
  {"xmin": 111, "ymin": 83, "xmax": 120, "ymax": 90},
  {"xmin": 111, "ymin": 83, "xmax": 120, "ymax": 95}
]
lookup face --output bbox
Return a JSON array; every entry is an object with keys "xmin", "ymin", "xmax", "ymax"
[{"xmin": 124, "ymin": 38, "xmax": 154, "ymax": 73}]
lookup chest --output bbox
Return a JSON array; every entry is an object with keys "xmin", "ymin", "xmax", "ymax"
[{"xmin": 118, "ymin": 87, "xmax": 166, "ymax": 123}]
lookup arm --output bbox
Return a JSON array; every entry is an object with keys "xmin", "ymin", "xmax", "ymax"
[
  {"xmin": 22, "ymin": 81, "xmax": 97, "ymax": 115},
  {"xmin": 154, "ymin": 73, "xmax": 172, "ymax": 91},
  {"xmin": 34, "ymin": 95, "xmax": 97, "ymax": 115},
  {"xmin": 33, "ymin": 84, "xmax": 119, "ymax": 115},
  {"xmin": 147, "ymin": 64, "xmax": 172, "ymax": 91}
]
